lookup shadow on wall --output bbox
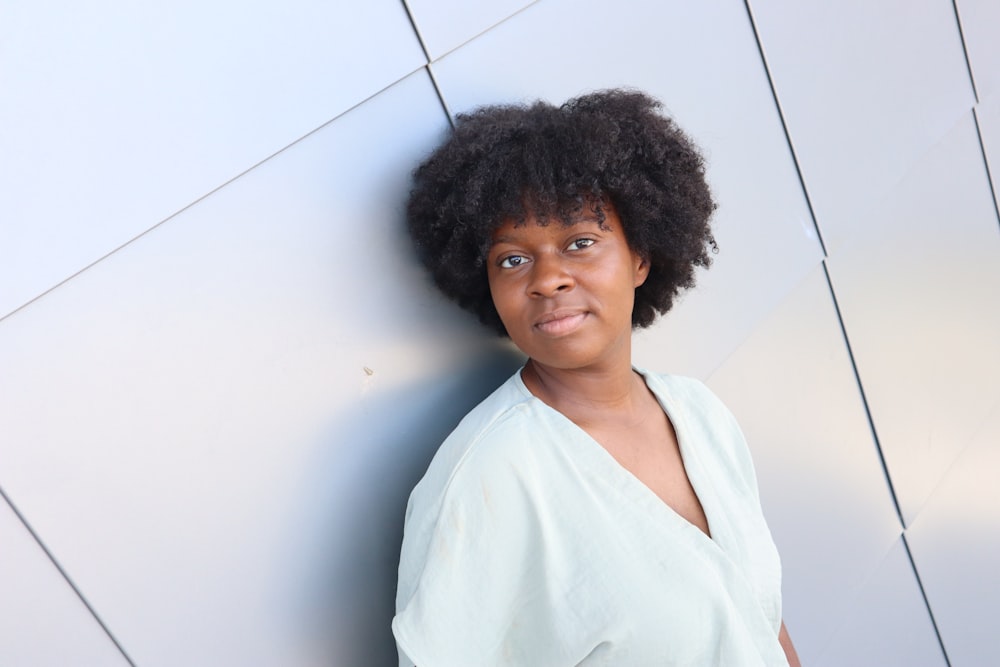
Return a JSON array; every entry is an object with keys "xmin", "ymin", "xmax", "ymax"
[{"xmin": 296, "ymin": 345, "xmax": 524, "ymax": 666}]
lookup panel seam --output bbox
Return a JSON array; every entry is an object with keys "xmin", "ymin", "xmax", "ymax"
[
  {"xmin": 901, "ymin": 532, "xmax": 954, "ymax": 666},
  {"xmin": 403, "ymin": 0, "xmax": 544, "ymax": 64},
  {"xmin": 742, "ymin": 0, "xmax": 828, "ymax": 257},
  {"xmin": 0, "ymin": 65, "xmax": 428, "ymax": 326},
  {"xmin": 744, "ymin": 3, "xmax": 958, "ymax": 661},
  {"xmin": 0, "ymin": 486, "xmax": 137, "ymax": 666},
  {"xmin": 972, "ymin": 107, "xmax": 1000, "ymax": 229},
  {"xmin": 400, "ymin": 0, "xmax": 433, "ymax": 64},
  {"xmin": 820, "ymin": 261, "xmax": 958, "ymax": 666},
  {"xmin": 398, "ymin": 4, "xmax": 455, "ymax": 128},
  {"xmin": 817, "ymin": 262, "xmax": 904, "ymax": 525},
  {"xmin": 951, "ymin": 0, "xmax": 980, "ymax": 104},
  {"xmin": 743, "ymin": 0, "xmax": 909, "ymax": 525}
]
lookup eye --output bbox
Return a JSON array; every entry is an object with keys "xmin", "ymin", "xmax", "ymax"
[
  {"xmin": 498, "ymin": 254, "xmax": 527, "ymax": 269},
  {"xmin": 569, "ymin": 238, "xmax": 596, "ymax": 251}
]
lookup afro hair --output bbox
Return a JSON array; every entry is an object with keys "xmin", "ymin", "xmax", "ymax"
[{"xmin": 406, "ymin": 88, "xmax": 717, "ymax": 336}]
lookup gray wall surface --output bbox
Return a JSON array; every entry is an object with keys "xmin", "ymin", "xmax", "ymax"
[{"xmin": 1, "ymin": 1, "xmax": 997, "ymax": 665}]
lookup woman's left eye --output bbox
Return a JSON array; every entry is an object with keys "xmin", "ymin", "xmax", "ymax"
[{"xmin": 570, "ymin": 238, "xmax": 595, "ymax": 250}]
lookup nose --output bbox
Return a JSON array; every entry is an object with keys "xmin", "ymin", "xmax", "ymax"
[{"xmin": 528, "ymin": 253, "xmax": 574, "ymax": 297}]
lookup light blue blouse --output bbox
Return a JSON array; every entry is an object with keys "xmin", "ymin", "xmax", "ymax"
[{"xmin": 393, "ymin": 368, "xmax": 787, "ymax": 666}]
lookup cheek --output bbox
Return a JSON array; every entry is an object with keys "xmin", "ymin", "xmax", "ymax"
[
  {"xmin": 486, "ymin": 270, "xmax": 502, "ymax": 304},
  {"xmin": 487, "ymin": 278, "xmax": 517, "ymax": 321}
]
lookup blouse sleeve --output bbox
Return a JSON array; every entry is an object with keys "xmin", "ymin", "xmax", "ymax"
[{"xmin": 391, "ymin": 435, "xmax": 570, "ymax": 667}]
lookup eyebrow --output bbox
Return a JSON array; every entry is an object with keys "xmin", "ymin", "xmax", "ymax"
[{"xmin": 490, "ymin": 218, "xmax": 609, "ymax": 247}]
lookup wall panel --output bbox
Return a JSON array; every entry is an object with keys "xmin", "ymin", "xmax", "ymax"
[
  {"xmin": 0, "ymin": 0, "xmax": 424, "ymax": 318},
  {"xmin": 906, "ymin": 402, "xmax": 1000, "ymax": 666},
  {"xmin": 813, "ymin": 538, "xmax": 948, "ymax": 667},
  {"xmin": 824, "ymin": 111, "xmax": 1000, "ymax": 525},
  {"xmin": 748, "ymin": 0, "xmax": 975, "ymax": 251}
]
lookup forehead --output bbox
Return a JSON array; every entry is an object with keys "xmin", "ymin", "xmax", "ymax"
[{"xmin": 490, "ymin": 207, "xmax": 617, "ymax": 244}]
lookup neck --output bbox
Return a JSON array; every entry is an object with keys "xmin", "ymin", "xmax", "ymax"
[{"xmin": 522, "ymin": 353, "xmax": 646, "ymax": 423}]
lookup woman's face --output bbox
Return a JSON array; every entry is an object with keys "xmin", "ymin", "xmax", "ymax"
[{"xmin": 486, "ymin": 205, "xmax": 649, "ymax": 373}]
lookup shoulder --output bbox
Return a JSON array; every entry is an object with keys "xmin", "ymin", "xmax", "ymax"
[
  {"xmin": 413, "ymin": 371, "xmax": 538, "ymax": 494},
  {"xmin": 641, "ymin": 370, "xmax": 741, "ymax": 430},
  {"xmin": 394, "ymin": 371, "xmax": 568, "ymax": 661},
  {"xmin": 639, "ymin": 368, "xmax": 759, "ymax": 491},
  {"xmin": 641, "ymin": 369, "xmax": 727, "ymax": 407},
  {"xmin": 401, "ymin": 370, "xmax": 558, "ymax": 540}
]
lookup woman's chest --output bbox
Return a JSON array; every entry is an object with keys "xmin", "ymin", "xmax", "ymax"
[
  {"xmin": 552, "ymin": 518, "xmax": 774, "ymax": 667},
  {"xmin": 584, "ymin": 406, "xmax": 711, "ymax": 537}
]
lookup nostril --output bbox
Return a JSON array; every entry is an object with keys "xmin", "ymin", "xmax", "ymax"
[{"xmin": 528, "ymin": 257, "xmax": 575, "ymax": 296}]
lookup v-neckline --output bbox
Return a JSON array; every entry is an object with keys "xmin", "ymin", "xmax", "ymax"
[{"xmin": 513, "ymin": 366, "xmax": 729, "ymax": 554}]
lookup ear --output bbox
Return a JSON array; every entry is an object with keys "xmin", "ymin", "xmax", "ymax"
[{"xmin": 633, "ymin": 253, "xmax": 650, "ymax": 288}]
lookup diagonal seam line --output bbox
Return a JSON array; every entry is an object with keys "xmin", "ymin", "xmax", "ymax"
[
  {"xmin": 0, "ymin": 64, "xmax": 428, "ymax": 327},
  {"xmin": 743, "ymin": 2, "xmax": 956, "ymax": 661},
  {"xmin": 818, "ymin": 262, "xmax": 904, "ymax": 525},
  {"xmin": 401, "ymin": 0, "xmax": 541, "ymax": 127},
  {"xmin": 951, "ymin": 0, "xmax": 980, "ymax": 105},
  {"xmin": 972, "ymin": 107, "xmax": 1000, "ymax": 230},
  {"xmin": 401, "ymin": 0, "xmax": 543, "ymax": 64},
  {"xmin": 821, "ymin": 261, "xmax": 953, "ymax": 667},
  {"xmin": 400, "ymin": 0, "xmax": 433, "ymax": 64},
  {"xmin": 742, "ymin": 0, "xmax": 828, "ymax": 258},
  {"xmin": 745, "ymin": 0, "xmax": 908, "ymax": 529},
  {"xmin": 901, "ymin": 532, "xmax": 954, "ymax": 667},
  {"xmin": 426, "ymin": 64, "xmax": 456, "ymax": 128},
  {"xmin": 0, "ymin": 486, "xmax": 137, "ymax": 666}
]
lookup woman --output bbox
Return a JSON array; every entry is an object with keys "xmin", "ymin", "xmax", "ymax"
[{"xmin": 392, "ymin": 89, "xmax": 801, "ymax": 666}]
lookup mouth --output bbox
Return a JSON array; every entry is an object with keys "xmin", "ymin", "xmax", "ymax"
[{"xmin": 534, "ymin": 310, "xmax": 588, "ymax": 336}]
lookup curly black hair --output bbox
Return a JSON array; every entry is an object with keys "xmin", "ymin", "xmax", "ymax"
[{"xmin": 406, "ymin": 88, "xmax": 717, "ymax": 336}]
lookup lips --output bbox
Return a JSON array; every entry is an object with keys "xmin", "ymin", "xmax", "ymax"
[{"xmin": 534, "ymin": 309, "xmax": 588, "ymax": 336}]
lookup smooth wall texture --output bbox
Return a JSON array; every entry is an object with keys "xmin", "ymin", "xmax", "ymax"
[{"xmin": 1, "ymin": 1, "xmax": 996, "ymax": 665}]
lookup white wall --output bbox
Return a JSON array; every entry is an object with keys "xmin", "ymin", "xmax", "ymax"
[{"xmin": 1, "ymin": 1, "xmax": 997, "ymax": 665}]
